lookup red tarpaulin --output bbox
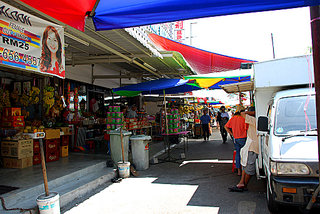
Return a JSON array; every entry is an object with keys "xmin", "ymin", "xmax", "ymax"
[
  {"xmin": 149, "ymin": 33, "xmax": 255, "ymax": 74},
  {"xmin": 19, "ymin": 0, "xmax": 96, "ymax": 31}
]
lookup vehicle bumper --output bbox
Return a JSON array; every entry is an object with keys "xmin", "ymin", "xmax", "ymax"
[{"xmin": 271, "ymin": 176, "xmax": 320, "ymax": 206}]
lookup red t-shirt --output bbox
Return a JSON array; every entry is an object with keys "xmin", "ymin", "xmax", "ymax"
[{"xmin": 225, "ymin": 115, "xmax": 248, "ymax": 139}]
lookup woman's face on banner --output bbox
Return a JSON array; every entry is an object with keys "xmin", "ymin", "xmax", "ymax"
[{"xmin": 47, "ymin": 30, "xmax": 58, "ymax": 54}]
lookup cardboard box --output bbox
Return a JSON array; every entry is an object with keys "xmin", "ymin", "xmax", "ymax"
[
  {"xmin": 60, "ymin": 127, "xmax": 71, "ymax": 135},
  {"xmin": 3, "ymin": 157, "xmax": 33, "ymax": 168},
  {"xmin": 44, "ymin": 129, "xmax": 60, "ymax": 139},
  {"xmin": 1, "ymin": 139, "xmax": 33, "ymax": 159},
  {"xmin": 60, "ymin": 146, "xmax": 68, "ymax": 157}
]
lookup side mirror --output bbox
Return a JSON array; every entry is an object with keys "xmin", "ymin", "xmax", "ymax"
[{"xmin": 258, "ymin": 116, "xmax": 269, "ymax": 132}]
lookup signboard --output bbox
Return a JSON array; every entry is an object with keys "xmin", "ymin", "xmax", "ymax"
[
  {"xmin": 0, "ymin": 1, "xmax": 65, "ymax": 78},
  {"xmin": 174, "ymin": 21, "xmax": 183, "ymax": 43}
]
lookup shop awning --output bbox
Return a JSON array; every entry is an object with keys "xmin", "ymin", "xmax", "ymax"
[
  {"xmin": 112, "ymin": 78, "xmax": 201, "ymax": 97},
  {"xmin": 184, "ymin": 68, "xmax": 253, "ymax": 89},
  {"xmin": 18, "ymin": 0, "xmax": 319, "ymax": 31},
  {"xmin": 148, "ymin": 34, "xmax": 255, "ymax": 74}
]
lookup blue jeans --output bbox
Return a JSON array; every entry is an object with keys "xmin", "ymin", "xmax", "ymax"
[{"xmin": 234, "ymin": 138, "xmax": 247, "ymax": 169}]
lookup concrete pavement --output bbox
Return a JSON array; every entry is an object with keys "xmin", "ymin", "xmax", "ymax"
[{"xmin": 63, "ymin": 129, "xmax": 320, "ymax": 214}]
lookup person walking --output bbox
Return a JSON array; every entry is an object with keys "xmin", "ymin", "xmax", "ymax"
[
  {"xmin": 218, "ymin": 106, "xmax": 229, "ymax": 143},
  {"xmin": 200, "ymin": 108, "xmax": 211, "ymax": 142},
  {"xmin": 224, "ymin": 105, "xmax": 248, "ymax": 175},
  {"xmin": 229, "ymin": 107, "xmax": 259, "ymax": 192}
]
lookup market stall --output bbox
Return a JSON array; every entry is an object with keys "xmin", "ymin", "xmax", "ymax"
[{"xmin": 112, "ymin": 78, "xmax": 203, "ymax": 162}]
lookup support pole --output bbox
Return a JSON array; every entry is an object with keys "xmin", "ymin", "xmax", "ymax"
[
  {"xmin": 120, "ymin": 128, "xmax": 125, "ymax": 163},
  {"xmin": 39, "ymin": 138, "xmax": 49, "ymax": 196},
  {"xmin": 306, "ymin": 5, "xmax": 320, "ymax": 211},
  {"xmin": 163, "ymin": 90, "xmax": 169, "ymax": 135}
]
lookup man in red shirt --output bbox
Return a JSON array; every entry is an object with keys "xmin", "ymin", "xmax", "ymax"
[{"xmin": 224, "ymin": 105, "xmax": 248, "ymax": 175}]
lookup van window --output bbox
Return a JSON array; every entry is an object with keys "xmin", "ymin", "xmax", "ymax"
[{"xmin": 274, "ymin": 95, "xmax": 316, "ymax": 135}]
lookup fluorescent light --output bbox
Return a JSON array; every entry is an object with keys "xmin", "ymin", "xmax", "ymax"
[{"xmin": 65, "ymin": 32, "xmax": 90, "ymax": 46}]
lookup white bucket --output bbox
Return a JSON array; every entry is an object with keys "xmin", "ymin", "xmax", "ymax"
[
  {"xmin": 118, "ymin": 161, "xmax": 130, "ymax": 178},
  {"xmin": 36, "ymin": 192, "xmax": 60, "ymax": 214}
]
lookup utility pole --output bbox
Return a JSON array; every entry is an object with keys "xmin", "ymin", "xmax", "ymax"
[
  {"xmin": 190, "ymin": 22, "xmax": 197, "ymax": 46},
  {"xmin": 271, "ymin": 33, "xmax": 276, "ymax": 59}
]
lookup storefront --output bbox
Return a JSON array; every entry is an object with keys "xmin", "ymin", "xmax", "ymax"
[{"xmin": 0, "ymin": 3, "xmax": 116, "ymax": 211}]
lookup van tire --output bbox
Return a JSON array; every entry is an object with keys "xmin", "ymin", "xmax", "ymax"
[{"xmin": 266, "ymin": 182, "xmax": 279, "ymax": 213}]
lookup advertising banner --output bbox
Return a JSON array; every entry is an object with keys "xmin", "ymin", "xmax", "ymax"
[{"xmin": 0, "ymin": 1, "xmax": 65, "ymax": 78}]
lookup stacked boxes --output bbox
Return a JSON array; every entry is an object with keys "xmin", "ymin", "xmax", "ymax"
[
  {"xmin": 44, "ymin": 128, "xmax": 60, "ymax": 162},
  {"xmin": 60, "ymin": 127, "xmax": 70, "ymax": 158},
  {"xmin": 60, "ymin": 136, "xmax": 69, "ymax": 158},
  {"xmin": 106, "ymin": 106, "xmax": 123, "ymax": 131},
  {"xmin": 168, "ymin": 109, "xmax": 181, "ymax": 134},
  {"xmin": 2, "ymin": 107, "xmax": 24, "ymax": 127},
  {"xmin": 125, "ymin": 118, "xmax": 138, "ymax": 130},
  {"xmin": 33, "ymin": 139, "xmax": 41, "ymax": 165},
  {"xmin": 161, "ymin": 108, "xmax": 181, "ymax": 134},
  {"xmin": 45, "ymin": 139, "xmax": 59, "ymax": 162},
  {"xmin": 1, "ymin": 139, "xmax": 33, "ymax": 168}
]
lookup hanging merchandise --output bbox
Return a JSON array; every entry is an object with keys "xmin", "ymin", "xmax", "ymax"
[
  {"xmin": 67, "ymin": 82, "xmax": 71, "ymax": 109},
  {"xmin": 10, "ymin": 88, "xmax": 20, "ymax": 104},
  {"xmin": 0, "ymin": 88, "xmax": 11, "ymax": 109},
  {"xmin": 43, "ymin": 86, "xmax": 55, "ymax": 115},
  {"xmin": 29, "ymin": 87, "xmax": 40, "ymax": 105},
  {"xmin": 74, "ymin": 87, "xmax": 79, "ymax": 111}
]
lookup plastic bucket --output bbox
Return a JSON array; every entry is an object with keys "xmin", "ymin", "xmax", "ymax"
[
  {"xmin": 118, "ymin": 161, "xmax": 130, "ymax": 178},
  {"xmin": 36, "ymin": 192, "xmax": 60, "ymax": 214}
]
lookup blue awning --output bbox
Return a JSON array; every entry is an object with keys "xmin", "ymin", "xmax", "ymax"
[
  {"xmin": 142, "ymin": 84, "xmax": 202, "ymax": 95},
  {"xmin": 113, "ymin": 78, "xmax": 194, "ymax": 96},
  {"xmin": 93, "ymin": 0, "xmax": 320, "ymax": 31}
]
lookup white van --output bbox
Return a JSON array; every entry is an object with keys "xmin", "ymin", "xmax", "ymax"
[{"xmin": 254, "ymin": 56, "xmax": 319, "ymax": 211}]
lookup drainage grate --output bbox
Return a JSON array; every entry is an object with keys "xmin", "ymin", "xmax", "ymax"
[{"xmin": 0, "ymin": 185, "xmax": 19, "ymax": 195}]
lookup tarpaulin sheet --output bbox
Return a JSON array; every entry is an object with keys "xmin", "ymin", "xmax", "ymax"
[
  {"xmin": 93, "ymin": 0, "xmax": 320, "ymax": 30},
  {"xmin": 18, "ymin": 0, "xmax": 319, "ymax": 31},
  {"xmin": 142, "ymin": 84, "xmax": 202, "ymax": 95},
  {"xmin": 184, "ymin": 69, "xmax": 253, "ymax": 89},
  {"xmin": 149, "ymin": 33, "xmax": 255, "ymax": 74},
  {"xmin": 113, "ymin": 78, "xmax": 190, "ymax": 96},
  {"xmin": 18, "ymin": 0, "xmax": 96, "ymax": 31}
]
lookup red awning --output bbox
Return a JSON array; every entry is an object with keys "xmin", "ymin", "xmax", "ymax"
[
  {"xmin": 19, "ymin": 0, "xmax": 96, "ymax": 31},
  {"xmin": 149, "ymin": 33, "xmax": 255, "ymax": 74}
]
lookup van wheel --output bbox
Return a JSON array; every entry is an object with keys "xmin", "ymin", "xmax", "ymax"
[{"xmin": 266, "ymin": 183, "xmax": 279, "ymax": 213}]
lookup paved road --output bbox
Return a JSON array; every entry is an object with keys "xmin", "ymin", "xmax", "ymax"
[{"xmin": 64, "ymin": 129, "xmax": 319, "ymax": 214}]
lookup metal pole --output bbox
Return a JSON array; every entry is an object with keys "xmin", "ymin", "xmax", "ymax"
[
  {"xmin": 190, "ymin": 23, "xmax": 192, "ymax": 46},
  {"xmin": 271, "ymin": 33, "xmax": 276, "ymax": 59},
  {"xmin": 163, "ymin": 90, "xmax": 169, "ymax": 135},
  {"xmin": 306, "ymin": 5, "xmax": 320, "ymax": 211}
]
